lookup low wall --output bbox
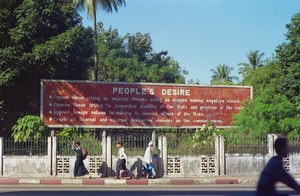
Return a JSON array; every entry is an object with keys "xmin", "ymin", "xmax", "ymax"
[
  {"xmin": 224, "ymin": 153, "xmax": 271, "ymax": 176},
  {"xmin": 3, "ymin": 156, "xmax": 50, "ymax": 177},
  {"xmin": 167, "ymin": 155, "xmax": 217, "ymax": 177}
]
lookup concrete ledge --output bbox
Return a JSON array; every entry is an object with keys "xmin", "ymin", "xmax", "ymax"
[
  {"xmin": 194, "ymin": 179, "xmax": 216, "ymax": 184},
  {"xmin": 105, "ymin": 179, "xmax": 126, "ymax": 185},
  {"xmin": 61, "ymin": 179, "xmax": 82, "ymax": 184},
  {"xmin": 170, "ymin": 179, "xmax": 194, "ymax": 185},
  {"xmin": 148, "ymin": 179, "xmax": 171, "ymax": 185},
  {"xmin": 126, "ymin": 179, "xmax": 148, "ymax": 185},
  {"xmin": 83, "ymin": 179, "xmax": 104, "ymax": 185},
  {"xmin": 40, "ymin": 179, "xmax": 62, "ymax": 185},
  {"xmin": 19, "ymin": 179, "xmax": 40, "ymax": 184},
  {"xmin": 215, "ymin": 179, "xmax": 238, "ymax": 184},
  {"xmin": 0, "ymin": 179, "xmax": 19, "ymax": 184}
]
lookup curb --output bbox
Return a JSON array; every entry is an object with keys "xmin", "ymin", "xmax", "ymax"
[
  {"xmin": 215, "ymin": 179, "xmax": 238, "ymax": 184},
  {"xmin": 0, "ymin": 178, "xmax": 254, "ymax": 185}
]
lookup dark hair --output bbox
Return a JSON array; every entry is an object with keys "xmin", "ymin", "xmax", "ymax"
[
  {"xmin": 117, "ymin": 142, "xmax": 123, "ymax": 146},
  {"xmin": 75, "ymin": 141, "xmax": 80, "ymax": 146},
  {"xmin": 274, "ymin": 138, "xmax": 287, "ymax": 154}
]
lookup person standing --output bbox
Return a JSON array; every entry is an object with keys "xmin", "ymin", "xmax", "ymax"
[
  {"xmin": 144, "ymin": 141, "xmax": 154, "ymax": 179},
  {"xmin": 256, "ymin": 138, "xmax": 300, "ymax": 196},
  {"xmin": 72, "ymin": 141, "xmax": 91, "ymax": 179}
]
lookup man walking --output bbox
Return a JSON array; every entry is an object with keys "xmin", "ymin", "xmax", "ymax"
[
  {"xmin": 72, "ymin": 141, "xmax": 91, "ymax": 179},
  {"xmin": 144, "ymin": 141, "xmax": 154, "ymax": 179},
  {"xmin": 115, "ymin": 142, "xmax": 134, "ymax": 179}
]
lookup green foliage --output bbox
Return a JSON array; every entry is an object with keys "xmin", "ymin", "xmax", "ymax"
[
  {"xmin": 12, "ymin": 115, "xmax": 49, "ymax": 142},
  {"xmin": 210, "ymin": 64, "xmax": 238, "ymax": 85},
  {"xmin": 166, "ymin": 122, "xmax": 219, "ymax": 155},
  {"xmin": 57, "ymin": 133, "xmax": 102, "ymax": 155},
  {"xmin": 238, "ymin": 50, "xmax": 265, "ymax": 77},
  {"xmin": 96, "ymin": 27, "xmax": 187, "ymax": 83},
  {"xmin": 233, "ymin": 87, "xmax": 300, "ymax": 136},
  {"xmin": 242, "ymin": 62, "xmax": 282, "ymax": 98},
  {"xmin": 0, "ymin": 0, "xmax": 93, "ymax": 136},
  {"xmin": 276, "ymin": 12, "xmax": 300, "ymax": 106},
  {"xmin": 187, "ymin": 121, "xmax": 219, "ymax": 151}
]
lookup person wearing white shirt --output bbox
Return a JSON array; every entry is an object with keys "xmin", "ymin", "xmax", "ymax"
[
  {"xmin": 114, "ymin": 142, "xmax": 134, "ymax": 179},
  {"xmin": 144, "ymin": 141, "xmax": 154, "ymax": 179}
]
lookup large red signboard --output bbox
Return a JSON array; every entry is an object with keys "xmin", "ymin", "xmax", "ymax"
[{"xmin": 41, "ymin": 80, "xmax": 252, "ymax": 128}]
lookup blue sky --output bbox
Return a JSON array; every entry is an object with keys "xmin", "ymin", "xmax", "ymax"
[{"xmin": 81, "ymin": 0, "xmax": 300, "ymax": 84}]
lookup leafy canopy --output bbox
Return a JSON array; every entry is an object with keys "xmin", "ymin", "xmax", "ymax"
[
  {"xmin": 233, "ymin": 87, "xmax": 300, "ymax": 136},
  {"xmin": 12, "ymin": 115, "xmax": 49, "ymax": 142}
]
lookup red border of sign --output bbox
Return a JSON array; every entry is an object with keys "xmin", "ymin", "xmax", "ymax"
[{"xmin": 40, "ymin": 80, "xmax": 252, "ymax": 129}]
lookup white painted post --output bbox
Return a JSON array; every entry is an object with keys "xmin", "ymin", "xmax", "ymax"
[
  {"xmin": 219, "ymin": 135, "xmax": 225, "ymax": 175},
  {"xmin": 158, "ymin": 136, "xmax": 162, "ymax": 157},
  {"xmin": 106, "ymin": 135, "xmax": 112, "ymax": 177},
  {"xmin": 162, "ymin": 136, "xmax": 167, "ymax": 176},
  {"xmin": 52, "ymin": 136, "xmax": 57, "ymax": 176},
  {"xmin": 157, "ymin": 136, "xmax": 163, "ymax": 177},
  {"xmin": 102, "ymin": 130, "xmax": 107, "ymax": 177},
  {"xmin": 48, "ymin": 137, "xmax": 52, "ymax": 176},
  {"xmin": 268, "ymin": 134, "xmax": 278, "ymax": 156},
  {"xmin": 152, "ymin": 130, "xmax": 156, "ymax": 148},
  {"xmin": 0, "ymin": 137, "xmax": 3, "ymax": 176},
  {"xmin": 215, "ymin": 136, "xmax": 220, "ymax": 175}
]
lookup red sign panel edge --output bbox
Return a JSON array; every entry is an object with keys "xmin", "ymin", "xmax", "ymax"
[{"xmin": 40, "ymin": 79, "xmax": 253, "ymax": 129}]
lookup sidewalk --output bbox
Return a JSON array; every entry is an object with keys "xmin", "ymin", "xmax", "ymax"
[
  {"xmin": 1, "ymin": 175, "xmax": 300, "ymax": 186},
  {"xmin": 0, "ymin": 176, "xmax": 259, "ymax": 185}
]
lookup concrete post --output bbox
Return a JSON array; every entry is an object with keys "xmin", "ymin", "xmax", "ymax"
[
  {"xmin": 0, "ymin": 137, "xmax": 3, "ymax": 176},
  {"xmin": 268, "ymin": 134, "xmax": 277, "ymax": 156},
  {"xmin": 102, "ymin": 130, "xmax": 107, "ymax": 177},
  {"xmin": 158, "ymin": 136, "xmax": 162, "ymax": 158},
  {"xmin": 162, "ymin": 136, "xmax": 167, "ymax": 176},
  {"xmin": 48, "ymin": 137, "xmax": 52, "ymax": 176},
  {"xmin": 52, "ymin": 136, "xmax": 57, "ymax": 176},
  {"xmin": 152, "ymin": 130, "xmax": 156, "ymax": 148},
  {"xmin": 106, "ymin": 135, "xmax": 112, "ymax": 177},
  {"xmin": 157, "ymin": 136, "xmax": 163, "ymax": 177},
  {"xmin": 219, "ymin": 135, "xmax": 225, "ymax": 175},
  {"xmin": 215, "ymin": 136, "xmax": 220, "ymax": 176}
]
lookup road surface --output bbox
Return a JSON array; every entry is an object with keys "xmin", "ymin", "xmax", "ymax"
[{"xmin": 0, "ymin": 184, "xmax": 299, "ymax": 196}]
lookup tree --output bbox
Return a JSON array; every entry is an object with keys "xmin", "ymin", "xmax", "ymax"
[
  {"xmin": 0, "ymin": 0, "xmax": 94, "ymax": 136},
  {"xmin": 233, "ymin": 87, "xmax": 300, "ymax": 136},
  {"xmin": 210, "ymin": 64, "xmax": 238, "ymax": 85},
  {"xmin": 238, "ymin": 50, "xmax": 265, "ymax": 77},
  {"xmin": 276, "ymin": 12, "xmax": 300, "ymax": 106},
  {"xmin": 242, "ymin": 61, "xmax": 282, "ymax": 98},
  {"xmin": 96, "ymin": 27, "xmax": 187, "ymax": 83},
  {"xmin": 12, "ymin": 115, "xmax": 49, "ymax": 142},
  {"xmin": 73, "ymin": 0, "xmax": 126, "ymax": 81}
]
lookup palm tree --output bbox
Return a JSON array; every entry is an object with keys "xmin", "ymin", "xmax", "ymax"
[
  {"xmin": 210, "ymin": 64, "xmax": 239, "ymax": 85},
  {"xmin": 74, "ymin": 0, "xmax": 126, "ymax": 81},
  {"xmin": 238, "ymin": 50, "xmax": 265, "ymax": 77}
]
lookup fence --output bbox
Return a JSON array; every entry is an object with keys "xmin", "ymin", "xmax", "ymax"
[
  {"xmin": 224, "ymin": 135, "xmax": 268, "ymax": 154},
  {"xmin": 287, "ymin": 136, "xmax": 300, "ymax": 153},
  {"xmin": 3, "ymin": 137, "xmax": 48, "ymax": 156},
  {"xmin": 56, "ymin": 137, "xmax": 102, "ymax": 156},
  {"xmin": 111, "ymin": 135, "xmax": 152, "ymax": 156},
  {"xmin": 166, "ymin": 131, "xmax": 215, "ymax": 155}
]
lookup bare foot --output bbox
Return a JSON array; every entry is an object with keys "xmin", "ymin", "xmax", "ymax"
[
  {"xmin": 71, "ymin": 177, "xmax": 76, "ymax": 179},
  {"xmin": 87, "ymin": 174, "xmax": 92, "ymax": 179}
]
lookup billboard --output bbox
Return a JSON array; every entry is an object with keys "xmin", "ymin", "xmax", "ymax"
[{"xmin": 41, "ymin": 80, "xmax": 252, "ymax": 128}]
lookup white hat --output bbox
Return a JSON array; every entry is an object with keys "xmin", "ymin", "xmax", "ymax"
[{"xmin": 148, "ymin": 141, "xmax": 153, "ymax": 146}]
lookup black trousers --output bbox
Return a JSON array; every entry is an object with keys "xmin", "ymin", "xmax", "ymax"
[
  {"xmin": 74, "ymin": 157, "xmax": 89, "ymax": 177},
  {"xmin": 116, "ymin": 159, "xmax": 126, "ymax": 178}
]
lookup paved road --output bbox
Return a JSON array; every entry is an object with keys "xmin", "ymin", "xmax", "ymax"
[{"xmin": 0, "ymin": 184, "xmax": 298, "ymax": 196}]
